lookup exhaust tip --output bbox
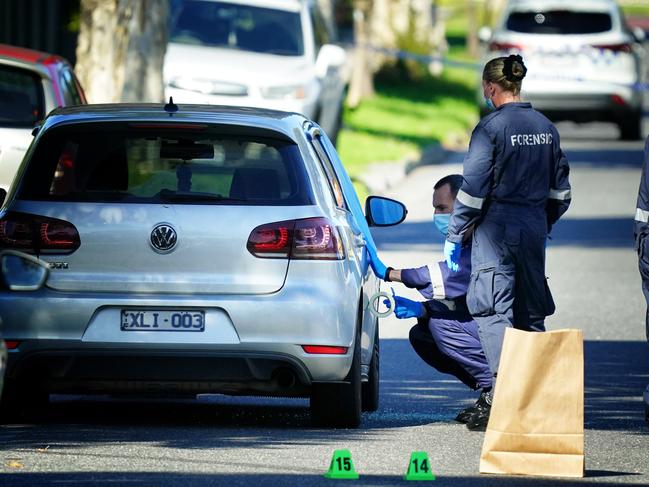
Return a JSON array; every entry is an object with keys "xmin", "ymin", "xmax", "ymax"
[{"xmin": 274, "ymin": 368, "xmax": 296, "ymax": 389}]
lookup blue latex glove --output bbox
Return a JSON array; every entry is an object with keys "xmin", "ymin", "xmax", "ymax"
[
  {"xmin": 367, "ymin": 245, "xmax": 388, "ymax": 280},
  {"xmin": 444, "ymin": 239, "xmax": 462, "ymax": 272},
  {"xmin": 384, "ymin": 294, "xmax": 425, "ymax": 319}
]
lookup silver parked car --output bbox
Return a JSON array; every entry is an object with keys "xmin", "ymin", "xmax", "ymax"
[
  {"xmin": 479, "ymin": 0, "xmax": 645, "ymax": 139},
  {"xmin": 0, "ymin": 251, "xmax": 50, "ymax": 404},
  {"xmin": 0, "ymin": 102, "xmax": 406, "ymax": 427}
]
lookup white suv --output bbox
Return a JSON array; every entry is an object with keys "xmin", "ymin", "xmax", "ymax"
[
  {"xmin": 164, "ymin": 0, "xmax": 348, "ymax": 141},
  {"xmin": 479, "ymin": 0, "xmax": 645, "ymax": 139}
]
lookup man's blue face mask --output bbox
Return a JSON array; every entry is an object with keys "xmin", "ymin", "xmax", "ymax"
[
  {"xmin": 485, "ymin": 96, "xmax": 495, "ymax": 110},
  {"xmin": 434, "ymin": 213, "xmax": 451, "ymax": 236}
]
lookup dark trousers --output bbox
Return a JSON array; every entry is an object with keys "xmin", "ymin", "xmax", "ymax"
[
  {"xmin": 408, "ymin": 312, "xmax": 492, "ymax": 390},
  {"xmin": 468, "ymin": 207, "xmax": 554, "ymax": 376},
  {"xmin": 643, "ymin": 278, "xmax": 649, "ymax": 342}
]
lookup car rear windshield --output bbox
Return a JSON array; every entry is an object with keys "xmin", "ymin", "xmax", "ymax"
[
  {"xmin": 506, "ymin": 11, "xmax": 613, "ymax": 34},
  {"xmin": 0, "ymin": 64, "xmax": 45, "ymax": 127},
  {"xmin": 18, "ymin": 123, "xmax": 314, "ymax": 206},
  {"xmin": 170, "ymin": 0, "xmax": 304, "ymax": 56}
]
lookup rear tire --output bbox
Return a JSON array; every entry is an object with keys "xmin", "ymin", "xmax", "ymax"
[
  {"xmin": 0, "ymin": 380, "xmax": 49, "ymax": 420},
  {"xmin": 619, "ymin": 112, "xmax": 642, "ymax": 140},
  {"xmin": 310, "ymin": 318, "xmax": 362, "ymax": 428},
  {"xmin": 361, "ymin": 323, "xmax": 379, "ymax": 412}
]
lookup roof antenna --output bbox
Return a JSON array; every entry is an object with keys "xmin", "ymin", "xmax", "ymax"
[{"xmin": 164, "ymin": 96, "xmax": 179, "ymax": 114}]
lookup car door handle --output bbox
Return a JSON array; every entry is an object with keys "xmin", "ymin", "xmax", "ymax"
[{"xmin": 354, "ymin": 235, "xmax": 366, "ymax": 247}]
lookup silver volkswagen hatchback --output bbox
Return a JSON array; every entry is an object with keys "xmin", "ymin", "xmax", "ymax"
[{"xmin": 0, "ymin": 102, "xmax": 406, "ymax": 427}]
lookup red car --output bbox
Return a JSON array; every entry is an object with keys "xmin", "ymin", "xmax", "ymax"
[{"xmin": 0, "ymin": 44, "xmax": 86, "ymax": 191}]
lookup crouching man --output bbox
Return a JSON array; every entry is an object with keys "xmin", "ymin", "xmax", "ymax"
[{"xmin": 369, "ymin": 175, "xmax": 492, "ymax": 431}]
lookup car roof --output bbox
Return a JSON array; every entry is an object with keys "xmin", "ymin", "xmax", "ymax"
[
  {"xmin": 507, "ymin": 0, "xmax": 616, "ymax": 11},
  {"xmin": 42, "ymin": 103, "xmax": 308, "ymax": 141},
  {"xmin": 191, "ymin": 0, "xmax": 303, "ymax": 12},
  {"xmin": 0, "ymin": 43, "xmax": 66, "ymax": 66}
]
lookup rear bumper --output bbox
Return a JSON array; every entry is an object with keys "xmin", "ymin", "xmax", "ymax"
[
  {"xmin": 521, "ymin": 79, "xmax": 642, "ymax": 120},
  {"xmin": 6, "ymin": 345, "xmax": 318, "ymax": 396},
  {"xmin": 525, "ymin": 93, "xmax": 640, "ymax": 120},
  {"xmin": 0, "ymin": 272, "xmax": 361, "ymax": 392}
]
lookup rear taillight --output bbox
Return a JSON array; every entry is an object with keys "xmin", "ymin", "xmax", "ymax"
[
  {"xmin": 247, "ymin": 219, "xmax": 294, "ymax": 258},
  {"xmin": 611, "ymin": 94, "xmax": 627, "ymax": 106},
  {"xmin": 302, "ymin": 345, "xmax": 348, "ymax": 354},
  {"xmin": 489, "ymin": 41, "xmax": 523, "ymax": 52},
  {"xmin": 247, "ymin": 217, "xmax": 344, "ymax": 260},
  {"xmin": 5, "ymin": 341, "xmax": 20, "ymax": 350},
  {"xmin": 592, "ymin": 43, "xmax": 633, "ymax": 53},
  {"xmin": 0, "ymin": 212, "xmax": 80, "ymax": 253}
]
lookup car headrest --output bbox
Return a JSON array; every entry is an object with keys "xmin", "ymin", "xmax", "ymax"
[
  {"xmin": 85, "ymin": 145, "xmax": 129, "ymax": 192},
  {"xmin": 0, "ymin": 90, "xmax": 35, "ymax": 122},
  {"xmin": 230, "ymin": 167, "xmax": 280, "ymax": 200}
]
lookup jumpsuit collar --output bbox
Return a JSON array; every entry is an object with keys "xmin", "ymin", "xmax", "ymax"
[{"xmin": 495, "ymin": 101, "xmax": 532, "ymax": 111}]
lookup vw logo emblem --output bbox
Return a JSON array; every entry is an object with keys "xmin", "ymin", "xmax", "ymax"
[{"xmin": 150, "ymin": 223, "xmax": 178, "ymax": 253}]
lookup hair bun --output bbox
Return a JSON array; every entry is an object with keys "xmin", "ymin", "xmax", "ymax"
[{"xmin": 503, "ymin": 54, "xmax": 527, "ymax": 82}]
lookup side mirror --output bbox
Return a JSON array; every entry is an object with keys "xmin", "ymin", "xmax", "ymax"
[
  {"xmin": 632, "ymin": 27, "xmax": 646, "ymax": 43},
  {"xmin": 0, "ymin": 251, "xmax": 49, "ymax": 291},
  {"xmin": 315, "ymin": 44, "xmax": 347, "ymax": 79},
  {"xmin": 365, "ymin": 196, "xmax": 407, "ymax": 227},
  {"xmin": 478, "ymin": 26, "xmax": 493, "ymax": 43}
]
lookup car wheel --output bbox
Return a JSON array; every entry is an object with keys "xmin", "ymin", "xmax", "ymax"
[
  {"xmin": 310, "ymin": 317, "xmax": 362, "ymax": 428},
  {"xmin": 619, "ymin": 112, "xmax": 642, "ymax": 141},
  {"xmin": 0, "ymin": 380, "xmax": 48, "ymax": 420},
  {"xmin": 361, "ymin": 322, "xmax": 379, "ymax": 412}
]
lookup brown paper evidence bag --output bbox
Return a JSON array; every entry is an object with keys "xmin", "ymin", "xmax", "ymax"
[{"xmin": 480, "ymin": 328, "xmax": 585, "ymax": 478}]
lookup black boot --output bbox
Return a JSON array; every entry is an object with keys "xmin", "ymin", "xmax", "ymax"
[
  {"xmin": 466, "ymin": 389, "xmax": 492, "ymax": 431},
  {"xmin": 455, "ymin": 388, "xmax": 491, "ymax": 424}
]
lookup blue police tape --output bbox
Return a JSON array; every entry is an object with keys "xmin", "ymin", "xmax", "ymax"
[
  {"xmin": 356, "ymin": 43, "xmax": 649, "ymax": 92},
  {"xmin": 358, "ymin": 43, "xmax": 482, "ymax": 70},
  {"xmin": 307, "ymin": 130, "xmax": 379, "ymax": 263}
]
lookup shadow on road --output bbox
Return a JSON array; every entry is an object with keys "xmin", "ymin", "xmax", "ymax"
[
  {"xmin": 0, "ymin": 339, "xmax": 645, "ymax": 438},
  {"xmin": 562, "ymin": 148, "xmax": 644, "ymax": 168},
  {"xmin": 371, "ymin": 217, "xmax": 635, "ymax": 251},
  {"xmin": 0, "ymin": 340, "xmax": 645, "ymax": 484},
  {"xmin": 0, "ymin": 471, "xmax": 643, "ymax": 486},
  {"xmin": 584, "ymin": 340, "xmax": 649, "ymax": 432}
]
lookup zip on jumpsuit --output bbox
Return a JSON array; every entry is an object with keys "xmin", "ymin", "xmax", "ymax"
[
  {"xmin": 635, "ymin": 136, "xmax": 649, "ymax": 342},
  {"xmin": 401, "ymin": 241, "xmax": 492, "ymax": 391},
  {"xmin": 447, "ymin": 102, "xmax": 571, "ymax": 376}
]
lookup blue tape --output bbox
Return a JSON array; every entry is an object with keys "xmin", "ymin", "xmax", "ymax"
[
  {"xmin": 318, "ymin": 134, "xmax": 378, "ymax": 264},
  {"xmin": 356, "ymin": 43, "xmax": 649, "ymax": 91}
]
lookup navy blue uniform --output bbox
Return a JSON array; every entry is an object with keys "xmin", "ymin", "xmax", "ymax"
[
  {"xmin": 635, "ymin": 137, "xmax": 649, "ymax": 342},
  {"xmin": 447, "ymin": 102, "xmax": 571, "ymax": 375},
  {"xmin": 401, "ymin": 243, "xmax": 492, "ymax": 390}
]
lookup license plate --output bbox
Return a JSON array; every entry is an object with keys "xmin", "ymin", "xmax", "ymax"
[{"xmin": 121, "ymin": 310, "xmax": 205, "ymax": 332}]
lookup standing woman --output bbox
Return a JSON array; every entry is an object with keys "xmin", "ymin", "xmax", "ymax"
[{"xmin": 443, "ymin": 54, "xmax": 571, "ymax": 426}]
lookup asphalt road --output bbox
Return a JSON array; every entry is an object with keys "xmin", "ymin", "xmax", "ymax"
[{"xmin": 0, "ymin": 122, "xmax": 648, "ymax": 486}]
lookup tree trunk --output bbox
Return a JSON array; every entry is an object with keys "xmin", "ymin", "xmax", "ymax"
[
  {"xmin": 75, "ymin": 0, "xmax": 168, "ymax": 104},
  {"xmin": 347, "ymin": 0, "xmax": 374, "ymax": 108},
  {"xmin": 317, "ymin": 0, "xmax": 338, "ymax": 40},
  {"xmin": 466, "ymin": 0, "xmax": 479, "ymax": 58}
]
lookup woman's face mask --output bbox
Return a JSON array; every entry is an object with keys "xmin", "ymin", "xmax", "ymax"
[
  {"xmin": 433, "ymin": 212, "xmax": 451, "ymax": 236},
  {"xmin": 483, "ymin": 81, "xmax": 495, "ymax": 110}
]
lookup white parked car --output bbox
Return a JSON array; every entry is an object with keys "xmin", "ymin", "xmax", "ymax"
[
  {"xmin": 479, "ymin": 0, "xmax": 645, "ymax": 139},
  {"xmin": 164, "ymin": 0, "xmax": 348, "ymax": 141},
  {"xmin": 0, "ymin": 44, "xmax": 86, "ymax": 191}
]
